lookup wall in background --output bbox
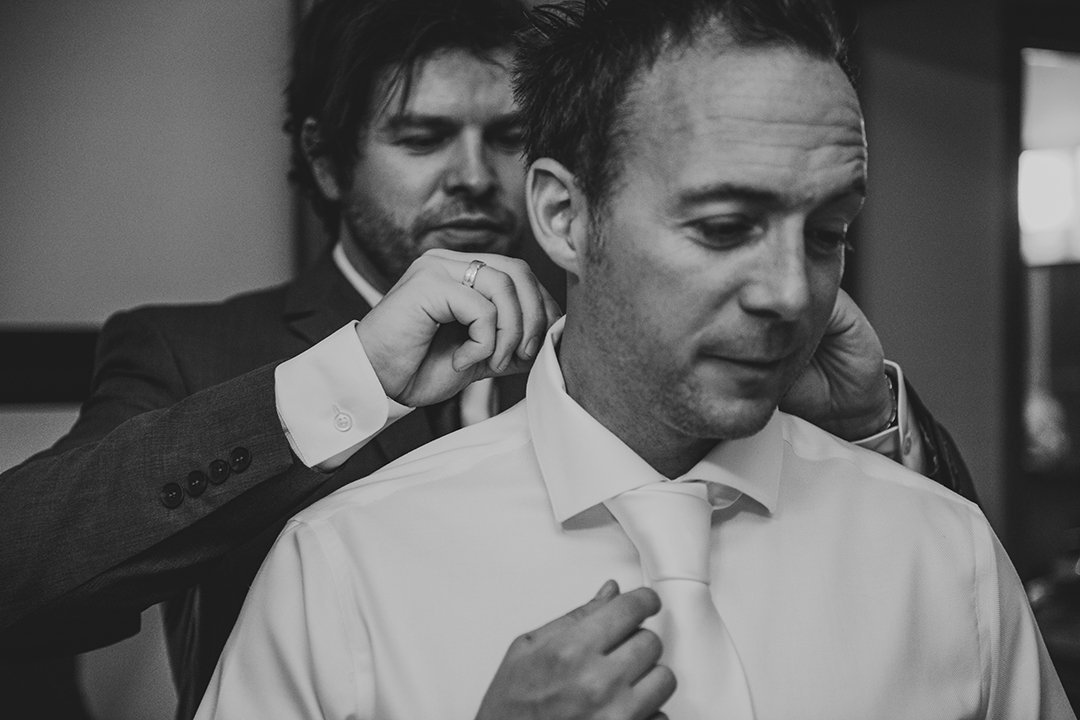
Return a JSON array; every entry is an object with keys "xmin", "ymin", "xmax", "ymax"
[
  {"xmin": 854, "ymin": 0, "xmax": 1012, "ymax": 534},
  {"xmin": 0, "ymin": 2, "xmax": 295, "ymax": 718},
  {"xmin": 0, "ymin": 1, "xmax": 294, "ymax": 326}
]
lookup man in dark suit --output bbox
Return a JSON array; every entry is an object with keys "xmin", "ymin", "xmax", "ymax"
[{"xmin": 0, "ymin": 0, "xmax": 976, "ymax": 718}]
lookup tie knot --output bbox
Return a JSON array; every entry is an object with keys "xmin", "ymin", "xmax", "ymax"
[{"xmin": 605, "ymin": 482, "xmax": 715, "ymax": 584}]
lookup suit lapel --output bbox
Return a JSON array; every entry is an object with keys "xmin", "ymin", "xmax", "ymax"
[
  {"xmin": 283, "ymin": 253, "xmax": 371, "ymax": 347},
  {"xmin": 283, "ymin": 251, "xmax": 437, "ymax": 465}
]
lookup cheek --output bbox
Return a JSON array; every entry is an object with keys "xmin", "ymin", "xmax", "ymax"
[
  {"xmin": 806, "ymin": 262, "xmax": 843, "ymax": 333},
  {"xmin": 352, "ymin": 156, "xmax": 442, "ymax": 218},
  {"xmin": 495, "ymin": 157, "xmax": 527, "ymax": 206}
]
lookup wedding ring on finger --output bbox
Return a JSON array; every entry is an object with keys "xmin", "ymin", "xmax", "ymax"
[{"xmin": 462, "ymin": 260, "xmax": 486, "ymax": 289}]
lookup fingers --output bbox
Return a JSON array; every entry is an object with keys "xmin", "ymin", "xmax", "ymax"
[
  {"xmin": 470, "ymin": 264, "xmax": 525, "ymax": 371},
  {"xmin": 424, "ymin": 282, "xmax": 501, "ymax": 372},
  {"xmin": 423, "ymin": 249, "xmax": 562, "ymax": 372},
  {"xmin": 606, "ymin": 629, "xmax": 663, "ymax": 683},
  {"xmin": 480, "ymin": 259, "xmax": 562, "ymax": 360},
  {"xmin": 525, "ymin": 583, "xmax": 659, "ymax": 656},
  {"xmin": 480, "ymin": 583, "xmax": 669, "ymax": 720},
  {"xmin": 582, "ymin": 578, "xmax": 622, "ymax": 612},
  {"xmin": 583, "ymin": 586, "xmax": 661, "ymax": 654},
  {"xmin": 528, "ymin": 580, "xmax": 621, "ymax": 642},
  {"xmin": 628, "ymin": 665, "xmax": 676, "ymax": 720}
]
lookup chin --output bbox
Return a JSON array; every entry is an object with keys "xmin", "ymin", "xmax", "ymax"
[
  {"xmin": 422, "ymin": 230, "xmax": 518, "ymax": 258},
  {"xmin": 666, "ymin": 389, "xmax": 779, "ymax": 442}
]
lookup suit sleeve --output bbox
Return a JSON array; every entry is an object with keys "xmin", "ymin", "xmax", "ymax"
[
  {"xmin": 0, "ymin": 309, "xmax": 328, "ymax": 659},
  {"xmin": 905, "ymin": 380, "xmax": 981, "ymax": 504}
]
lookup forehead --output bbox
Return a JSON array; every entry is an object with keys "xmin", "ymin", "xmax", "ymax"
[
  {"xmin": 621, "ymin": 43, "xmax": 866, "ymax": 204},
  {"xmin": 372, "ymin": 47, "xmax": 516, "ymax": 123}
]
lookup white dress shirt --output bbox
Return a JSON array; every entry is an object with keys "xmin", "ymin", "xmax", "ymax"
[{"xmin": 197, "ymin": 319, "xmax": 1073, "ymax": 720}]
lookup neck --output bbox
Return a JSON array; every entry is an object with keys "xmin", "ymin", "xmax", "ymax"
[
  {"xmin": 340, "ymin": 227, "xmax": 394, "ymax": 294},
  {"xmin": 558, "ymin": 309, "xmax": 715, "ymax": 479}
]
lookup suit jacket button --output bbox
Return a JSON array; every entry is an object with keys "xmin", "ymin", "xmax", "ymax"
[
  {"xmin": 208, "ymin": 459, "xmax": 231, "ymax": 484},
  {"xmin": 160, "ymin": 482, "xmax": 184, "ymax": 508},
  {"xmin": 229, "ymin": 447, "xmax": 251, "ymax": 473},
  {"xmin": 187, "ymin": 470, "xmax": 208, "ymax": 497}
]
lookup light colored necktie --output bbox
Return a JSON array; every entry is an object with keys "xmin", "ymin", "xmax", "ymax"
[{"xmin": 605, "ymin": 481, "xmax": 754, "ymax": 720}]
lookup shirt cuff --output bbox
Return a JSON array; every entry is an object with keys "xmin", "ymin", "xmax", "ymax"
[
  {"xmin": 275, "ymin": 322, "xmax": 413, "ymax": 471},
  {"xmin": 851, "ymin": 360, "xmax": 926, "ymax": 473}
]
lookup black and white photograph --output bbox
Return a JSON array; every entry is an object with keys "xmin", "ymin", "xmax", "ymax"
[{"xmin": 0, "ymin": 0, "xmax": 1078, "ymax": 718}]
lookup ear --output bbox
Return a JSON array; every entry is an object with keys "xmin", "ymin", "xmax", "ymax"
[
  {"xmin": 301, "ymin": 118, "xmax": 343, "ymax": 202},
  {"xmin": 526, "ymin": 158, "xmax": 590, "ymax": 277}
]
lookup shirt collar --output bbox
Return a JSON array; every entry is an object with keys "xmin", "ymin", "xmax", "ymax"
[
  {"xmin": 527, "ymin": 318, "xmax": 782, "ymax": 524},
  {"xmin": 332, "ymin": 241, "xmax": 384, "ymax": 310}
]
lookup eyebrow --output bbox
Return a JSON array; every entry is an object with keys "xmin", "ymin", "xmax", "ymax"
[
  {"xmin": 381, "ymin": 111, "xmax": 522, "ymax": 132},
  {"xmin": 674, "ymin": 179, "xmax": 867, "ymax": 211}
]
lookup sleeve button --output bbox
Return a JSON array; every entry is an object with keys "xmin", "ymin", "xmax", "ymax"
[
  {"xmin": 334, "ymin": 412, "xmax": 353, "ymax": 432},
  {"xmin": 160, "ymin": 482, "xmax": 184, "ymax": 508},
  {"xmin": 208, "ymin": 459, "xmax": 231, "ymax": 484},
  {"xmin": 186, "ymin": 470, "xmax": 208, "ymax": 497},
  {"xmin": 229, "ymin": 447, "xmax": 251, "ymax": 473}
]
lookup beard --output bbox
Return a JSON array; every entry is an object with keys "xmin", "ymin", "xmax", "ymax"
[
  {"xmin": 340, "ymin": 195, "xmax": 522, "ymax": 285},
  {"xmin": 660, "ymin": 352, "xmax": 808, "ymax": 442}
]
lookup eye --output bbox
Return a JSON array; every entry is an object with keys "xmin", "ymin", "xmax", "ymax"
[
  {"xmin": 394, "ymin": 132, "xmax": 449, "ymax": 153},
  {"xmin": 489, "ymin": 125, "xmax": 525, "ymax": 153},
  {"xmin": 692, "ymin": 216, "xmax": 765, "ymax": 250},
  {"xmin": 805, "ymin": 224, "xmax": 852, "ymax": 257}
]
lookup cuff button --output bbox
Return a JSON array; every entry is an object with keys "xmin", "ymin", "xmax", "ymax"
[
  {"xmin": 334, "ymin": 412, "xmax": 353, "ymax": 432},
  {"xmin": 160, "ymin": 482, "xmax": 184, "ymax": 508},
  {"xmin": 208, "ymin": 459, "xmax": 231, "ymax": 484},
  {"xmin": 186, "ymin": 470, "xmax": 208, "ymax": 497},
  {"xmin": 229, "ymin": 447, "xmax": 251, "ymax": 473}
]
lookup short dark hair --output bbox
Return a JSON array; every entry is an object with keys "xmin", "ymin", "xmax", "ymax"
[
  {"xmin": 286, "ymin": 0, "xmax": 528, "ymax": 232},
  {"xmin": 514, "ymin": 0, "xmax": 849, "ymax": 216}
]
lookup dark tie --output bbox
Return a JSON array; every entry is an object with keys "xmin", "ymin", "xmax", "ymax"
[{"xmin": 428, "ymin": 393, "xmax": 462, "ymax": 438}]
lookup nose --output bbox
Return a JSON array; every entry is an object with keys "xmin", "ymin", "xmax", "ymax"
[
  {"xmin": 738, "ymin": 223, "xmax": 811, "ymax": 322},
  {"xmin": 442, "ymin": 133, "xmax": 496, "ymax": 199}
]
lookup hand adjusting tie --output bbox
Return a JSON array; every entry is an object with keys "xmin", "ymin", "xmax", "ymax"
[{"xmin": 462, "ymin": 260, "xmax": 486, "ymax": 289}]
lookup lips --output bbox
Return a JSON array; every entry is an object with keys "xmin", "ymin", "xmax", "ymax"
[
  {"xmin": 700, "ymin": 350, "xmax": 790, "ymax": 372},
  {"xmin": 724, "ymin": 356, "xmax": 785, "ymax": 368},
  {"xmin": 429, "ymin": 216, "xmax": 512, "ymax": 233}
]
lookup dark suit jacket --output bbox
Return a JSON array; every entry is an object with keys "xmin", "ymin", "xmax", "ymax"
[
  {"xmin": 0, "ymin": 251, "xmax": 974, "ymax": 719},
  {"xmin": 0, "ymin": 253, "xmax": 529, "ymax": 718}
]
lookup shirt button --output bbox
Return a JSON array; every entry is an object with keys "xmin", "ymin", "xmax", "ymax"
[
  {"xmin": 186, "ymin": 470, "xmax": 208, "ymax": 497},
  {"xmin": 334, "ymin": 412, "xmax": 353, "ymax": 432},
  {"xmin": 208, "ymin": 459, "xmax": 231, "ymax": 484},
  {"xmin": 229, "ymin": 446, "xmax": 252, "ymax": 473},
  {"xmin": 160, "ymin": 482, "xmax": 184, "ymax": 509}
]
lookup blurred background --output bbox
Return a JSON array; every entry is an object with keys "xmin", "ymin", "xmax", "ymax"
[{"xmin": 0, "ymin": 0, "xmax": 1078, "ymax": 716}]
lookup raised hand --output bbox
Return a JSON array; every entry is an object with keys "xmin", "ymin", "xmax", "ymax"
[
  {"xmin": 475, "ymin": 581, "xmax": 675, "ymax": 720},
  {"xmin": 780, "ymin": 289, "xmax": 894, "ymax": 441},
  {"xmin": 355, "ymin": 248, "xmax": 563, "ymax": 408}
]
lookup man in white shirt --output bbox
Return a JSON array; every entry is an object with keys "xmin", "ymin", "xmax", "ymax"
[
  {"xmin": 1, "ymin": 0, "xmax": 984, "ymax": 717},
  {"xmin": 195, "ymin": 0, "xmax": 1074, "ymax": 718}
]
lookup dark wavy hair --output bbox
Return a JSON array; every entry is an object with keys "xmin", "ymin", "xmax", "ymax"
[
  {"xmin": 514, "ymin": 0, "xmax": 849, "ymax": 218},
  {"xmin": 286, "ymin": 0, "xmax": 528, "ymax": 233}
]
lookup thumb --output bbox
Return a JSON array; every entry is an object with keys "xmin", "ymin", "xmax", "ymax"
[
  {"xmin": 468, "ymin": 353, "xmax": 535, "ymax": 382},
  {"xmin": 530, "ymin": 580, "xmax": 620, "ymax": 641},
  {"xmin": 567, "ymin": 579, "xmax": 620, "ymax": 622}
]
